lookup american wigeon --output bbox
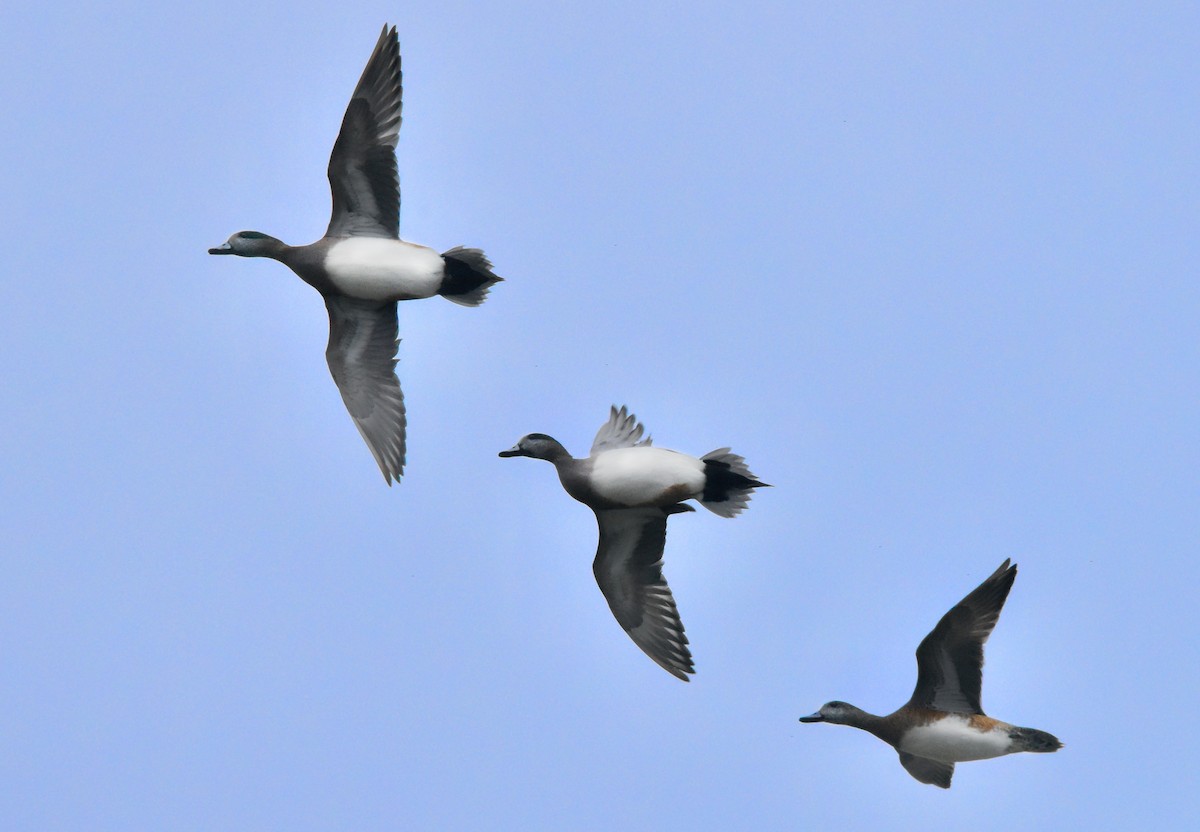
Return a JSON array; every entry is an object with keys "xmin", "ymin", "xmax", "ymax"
[
  {"xmin": 209, "ymin": 25, "xmax": 502, "ymax": 484},
  {"xmin": 499, "ymin": 406, "xmax": 769, "ymax": 680},
  {"xmin": 798, "ymin": 560, "xmax": 1061, "ymax": 788}
]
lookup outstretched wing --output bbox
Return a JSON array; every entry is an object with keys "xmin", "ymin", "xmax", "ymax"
[
  {"xmin": 592, "ymin": 506, "xmax": 694, "ymax": 680},
  {"xmin": 324, "ymin": 295, "xmax": 406, "ymax": 484},
  {"xmin": 908, "ymin": 560, "xmax": 1017, "ymax": 714},
  {"xmin": 590, "ymin": 405, "xmax": 653, "ymax": 456},
  {"xmin": 898, "ymin": 752, "xmax": 954, "ymax": 788},
  {"xmin": 326, "ymin": 25, "xmax": 402, "ymax": 239}
]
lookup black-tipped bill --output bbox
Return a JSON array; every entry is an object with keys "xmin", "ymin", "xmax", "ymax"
[
  {"xmin": 498, "ymin": 445, "xmax": 528, "ymax": 458},
  {"xmin": 798, "ymin": 712, "xmax": 825, "ymax": 723},
  {"xmin": 208, "ymin": 243, "xmax": 234, "ymax": 255}
]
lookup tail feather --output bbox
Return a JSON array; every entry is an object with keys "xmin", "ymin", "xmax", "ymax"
[
  {"xmin": 440, "ymin": 246, "xmax": 503, "ymax": 307},
  {"xmin": 1010, "ymin": 727, "xmax": 1063, "ymax": 753},
  {"xmin": 698, "ymin": 448, "xmax": 769, "ymax": 518}
]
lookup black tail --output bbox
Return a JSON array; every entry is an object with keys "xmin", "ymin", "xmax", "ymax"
[
  {"xmin": 698, "ymin": 449, "xmax": 769, "ymax": 518},
  {"xmin": 439, "ymin": 246, "xmax": 503, "ymax": 307},
  {"xmin": 1010, "ymin": 727, "xmax": 1063, "ymax": 753}
]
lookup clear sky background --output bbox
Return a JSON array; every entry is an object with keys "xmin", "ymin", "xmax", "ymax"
[{"xmin": 2, "ymin": 1, "xmax": 1197, "ymax": 829}]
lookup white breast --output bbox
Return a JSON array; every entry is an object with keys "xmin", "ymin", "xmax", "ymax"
[
  {"xmin": 589, "ymin": 447, "xmax": 706, "ymax": 506},
  {"xmin": 899, "ymin": 715, "xmax": 1014, "ymax": 763},
  {"xmin": 324, "ymin": 238, "xmax": 444, "ymax": 301}
]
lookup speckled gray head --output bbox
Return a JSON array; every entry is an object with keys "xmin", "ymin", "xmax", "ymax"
[
  {"xmin": 498, "ymin": 433, "xmax": 563, "ymax": 460},
  {"xmin": 208, "ymin": 231, "xmax": 281, "ymax": 256},
  {"xmin": 799, "ymin": 701, "xmax": 855, "ymax": 724}
]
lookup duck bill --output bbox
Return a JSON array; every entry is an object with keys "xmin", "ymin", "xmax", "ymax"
[
  {"xmin": 798, "ymin": 712, "xmax": 825, "ymax": 723},
  {"xmin": 208, "ymin": 243, "xmax": 234, "ymax": 255},
  {"xmin": 498, "ymin": 445, "xmax": 528, "ymax": 458}
]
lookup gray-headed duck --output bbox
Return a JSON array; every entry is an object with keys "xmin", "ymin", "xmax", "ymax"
[
  {"xmin": 799, "ymin": 560, "xmax": 1061, "ymax": 788},
  {"xmin": 499, "ymin": 406, "xmax": 769, "ymax": 681},
  {"xmin": 209, "ymin": 25, "xmax": 502, "ymax": 484}
]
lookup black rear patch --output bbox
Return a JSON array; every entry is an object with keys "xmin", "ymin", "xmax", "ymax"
[
  {"xmin": 702, "ymin": 458, "xmax": 761, "ymax": 503},
  {"xmin": 441, "ymin": 251, "xmax": 491, "ymax": 296}
]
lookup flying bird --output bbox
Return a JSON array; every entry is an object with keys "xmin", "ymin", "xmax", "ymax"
[
  {"xmin": 209, "ymin": 25, "xmax": 502, "ymax": 484},
  {"xmin": 798, "ymin": 560, "xmax": 1062, "ymax": 788},
  {"xmin": 500, "ymin": 406, "xmax": 769, "ymax": 681}
]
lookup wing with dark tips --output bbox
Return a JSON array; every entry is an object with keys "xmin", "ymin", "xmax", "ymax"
[
  {"xmin": 324, "ymin": 295, "xmax": 406, "ymax": 484},
  {"xmin": 908, "ymin": 560, "xmax": 1018, "ymax": 714},
  {"xmin": 326, "ymin": 25, "xmax": 402, "ymax": 239},
  {"xmin": 898, "ymin": 752, "xmax": 955, "ymax": 788},
  {"xmin": 592, "ymin": 506, "xmax": 694, "ymax": 680},
  {"xmin": 590, "ymin": 405, "xmax": 653, "ymax": 455}
]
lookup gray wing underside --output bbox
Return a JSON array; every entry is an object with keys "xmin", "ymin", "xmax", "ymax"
[
  {"xmin": 324, "ymin": 296, "xmax": 406, "ymax": 484},
  {"xmin": 326, "ymin": 24, "xmax": 402, "ymax": 239},
  {"xmin": 898, "ymin": 752, "xmax": 954, "ymax": 788},
  {"xmin": 592, "ymin": 506, "xmax": 694, "ymax": 681},
  {"xmin": 908, "ymin": 559, "xmax": 1017, "ymax": 714},
  {"xmin": 590, "ymin": 404, "xmax": 653, "ymax": 456}
]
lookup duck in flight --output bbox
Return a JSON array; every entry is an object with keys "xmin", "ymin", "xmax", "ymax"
[
  {"xmin": 798, "ymin": 559, "xmax": 1062, "ymax": 788},
  {"xmin": 500, "ymin": 406, "xmax": 769, "ymax": 681},
  {"xmin": 209, "ymin": 25, "xmax": 502, "ymax": 484}
]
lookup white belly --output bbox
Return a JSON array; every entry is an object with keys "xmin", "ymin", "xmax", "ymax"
[
  {"xmin": 590, "ymin": 447, "xmax": 706, "ymax": 506},
  {"xmin": 899, "ymin": 716, "xmax": 1013, "ymax": 763},
  {"xmin": 324, "ymin": 238, "xmax": 444, "ymax": 301}
]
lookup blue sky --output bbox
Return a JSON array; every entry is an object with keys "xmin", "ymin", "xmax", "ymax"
[{"xmin": 2, "ymin": 1, "xmax": 1197, "ymax": 829}]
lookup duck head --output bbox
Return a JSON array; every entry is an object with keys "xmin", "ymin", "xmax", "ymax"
[
  {"xmin": 799, "ymin": 701, "xmax": 860, "ymax": 725},
  {"xmin": 208, "ymin": 231, "xmax": 284, "ymax": 257},
  {"xmin": 499, "ymin": 433, "xmax": 569, "ymax": 462}
]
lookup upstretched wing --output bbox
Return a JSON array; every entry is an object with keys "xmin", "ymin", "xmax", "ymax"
[
  {"xmin": 324, "ymin": 296, "xmax": 406, "ymax": 484},
  {"xmin": 898, "ymin": 752, "xmax": 954, "ymax": 789},
  {"xmin": 590, "ymin": 405, "xmax": 653, "ymax": 456},
  {"xmin": 326, "ymin": 24, "xmax": 402, "ymax": 239},
  {"xmin": 908, "ymin": 560, "xmax": 1017, "ymax": 714},
  {"xmin": 592, "ymin": 506, "xmax": 694, "ymax": 680}
]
